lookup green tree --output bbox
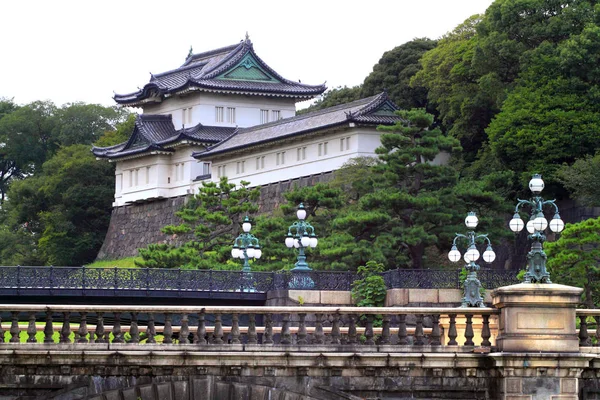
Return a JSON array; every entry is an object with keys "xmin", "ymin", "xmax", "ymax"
[
  {"xmin": 0, "ymin": 101, "xmax": 59, "ymax": 202},
  {"xmin": 362, "ymin": 38, "xmax": 437, "ymax": 111},
  {"xmin": 136, "ymin": 178, "xmax": 260, "ymax": 269},
  {"xmin": 411, "ymin": 15, "xmax": 498, "ymax": 165},
  {"xmin": 351, "ymin": 261, "xmax": 387, "ymax": 308},
  {"xmin": 337, "ymin": 109, "xmax": 462, "ymax": 269},
  {"xmin": 0, "ymin": 145, "xmax": 115, "ymax": 265},
  {"xmin": 546, "ymin": 217, "xmax": 600, "ymax": 308},
  {"xmin": 487, "ymin": 21, "xmax": 600, "ymax": 186},
  {"xmin": 556, "ymin": 152, "xmax": 600, "ymax": 206},
  {"xmin": 55, "ymin": 103, "xmax": 129, "ymax": 146},
  {"xmin": 94, "ymin": 113, "xmax": 137, "ymax": 147}
]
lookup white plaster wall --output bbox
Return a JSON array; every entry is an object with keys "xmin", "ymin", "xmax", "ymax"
[
  {"xmin": 143, "ymin": 92, "xmax": 296, "ymax": 129},
  {"xmin": 199, "ymin": 126, "xmax": 382, "ymax": 189},
  {"xmin": 113, "ymin": 144, "xmax": 205, "ymax": 206}
]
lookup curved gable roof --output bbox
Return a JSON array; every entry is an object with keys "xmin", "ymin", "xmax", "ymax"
[{"xmin": 114, "ymin": 38, "xmax": 326, "ymax": 106}]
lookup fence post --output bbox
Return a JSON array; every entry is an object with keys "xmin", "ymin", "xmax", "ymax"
[
  {"xmin": 145, "ymin": 267, "xmax": 150, "ymax": 296},
  {"xmin": 16, "ymin": 265, "xmax": 20, "ymax": 295},
  {"xmin": 82, "ymin": 265, "xmax": 86, "ymax": 296}
]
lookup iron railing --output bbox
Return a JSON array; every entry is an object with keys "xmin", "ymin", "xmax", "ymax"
[{"xmin": 0, "ymin": 266, "xmax": 519, "ymax": 293}]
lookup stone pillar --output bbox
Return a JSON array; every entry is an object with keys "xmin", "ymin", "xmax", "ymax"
[
  {"xmin": 491, "ymin": 354, "xmax": 591, "ymax": 400},
  {"xmin": 491, "ymin": 283, "xmax": 587, "ymax": 399},
  {"xmin": 492, "ymin": 283, "xmax": 582, "ymax": 352}
]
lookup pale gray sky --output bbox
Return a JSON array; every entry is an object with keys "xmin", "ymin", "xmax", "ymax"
[{"xmin": 1, "ymin": 0, "xmax": 494, "ymax": 107}]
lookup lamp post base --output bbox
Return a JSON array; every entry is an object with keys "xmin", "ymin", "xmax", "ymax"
[{"xmin": 461, "ymin": 263, "xmax": 485, "ymax": 308}]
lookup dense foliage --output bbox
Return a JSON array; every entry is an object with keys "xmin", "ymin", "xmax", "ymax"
[
  {"xmin": 351, "ymin": 261, "xmax": 387, "ymax": 308},
  {"xmin": 136, "ymin": 179, "xmax": 260, "ymax": 270},
  {"xmin": 413, "ymin": 0, "xmax": 600, "ymax": 193},
  {"xmin": 0, "ymin": 100, "xmax": 130, "ymax": 266},
  {"xmin": 2, "ymin": 0, "xmax": 600, "ymax": 283},
  {"xmin": 546, "ymin": 217, "xmax": 600, "ymax": 307}
]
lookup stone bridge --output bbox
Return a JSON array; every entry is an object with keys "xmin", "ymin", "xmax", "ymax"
[{"xmin": 1, "ymin": 283, "xmax": 600, "ymax": 399}]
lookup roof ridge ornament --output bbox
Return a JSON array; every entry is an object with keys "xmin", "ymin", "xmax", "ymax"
[
  {"xmin": 187, "ymin": 46, "xmax": 193, "ymax": 59},
  {"xmin": 245, "ymin": 32, "xmax": 249, "ymax": 41}
]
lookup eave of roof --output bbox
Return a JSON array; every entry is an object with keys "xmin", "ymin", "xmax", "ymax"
[
  {"xmin": 193, "ymin": 92, "xmax": 402, "ymax": 160},
  {"xmin": 92, "ymin": 116, "xmax": 236, "ymax": 160},
  {"xmin": 114, "ymin": 38, "xmax": 326, "ymax": 106}
]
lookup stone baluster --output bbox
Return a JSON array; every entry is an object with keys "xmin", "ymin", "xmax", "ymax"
[
  {"xmin": 330, "ymin": 313, "xmax": 341, "ymax": 345},
  {"xmin": 447, "ymin": 314, "xmax": 458, "ymax": 345},
  {"xmin": 96, "ymin": 313, "xmax": 105, "ymax": 343},
  {"xmin": 147, "ymin": 313, "xmax": 156, "ymax": 344},
  {"xmin": 429, "ymin": 314, "xmax": 441, "ymax": 346},
  {"xmin": 281, "ymin": 313, "xmax": 291, "ymax": 345},
  {"xmin": 43, "ymin": 311, "xmax": 53, "ymax": 343},
  {"xmin": 365, "ymin": 315, "xmax": 375, "ymax": 345},
  {"xmin": 397, "ymin": 314, "xmax": 408, "ymax": 345},
  {"xmin": 379, "ymin": 315, "xmax": 390, "ymax": 345},
  {"xmin": 78, "ymin": 312, "xmax": 88, "ymax": 343},
  {"xmin": 213, "ymin": 314, "xmax": 223, "ymax": 344},
  {"xmin": 27, "ymin": 312, "xmax": 37, "ymax": 343},
  {"xmin": 314, "ymin": 313, "xmax": 325, "ymax": 345},
  {"xmin": 231, "ymin": 314, "xmax": 240, "ymax": 344},
  {"xmin": 60, "ymin": 312, "xmax": 71, "ymax": 343},
  {"xmin": 579, "ymin": 315, "xmax": 591, "ymax": 346},
  {"xmin": 464, "ymin": 314, "xmax": 474, "ymax": 346},
  {"xmin": 9, "ymin": 312, "xmax": 19, "ymax": 343},
  {"xmin": 481, "ymin": 314, "xmax": 491, "ymax": 347},
  {"xmin": 195, "ymin": 311, "xmax": 207, "ymax": 344},
  {"xmin": 297, "ymin": 313, "xmax": 308, "ymax": 345},
  {"xmin": 347, "ymin": 314, "xmax": 358, "ymax": 345},
  {"xmin": 414, "ymin": 314, "xmax": 425, "ymax": 346},
  {"xmin": 595, "ymin": 316, "xmax": 600, "ymax": 347},
  {"xmin": 163, "ymin": 313, "xmax": 173, "ymax": 344},
  {"xmin": 130, "ymin": 312, "xmax": 139, "ymax": 344},
  {"xmin": 180, "ymin": 313, "xmax": 190, "ymax": 344},
  {"xmin": 247, "ymin": 314, "xmax": 257, "ymax": 345},
  {"xmin": 263, "ymin": 314, "xmax": 273, "ymax": 345},
  {"xmin": 112, "ymin": 312, "xmax": 123, "ymax": 343}
]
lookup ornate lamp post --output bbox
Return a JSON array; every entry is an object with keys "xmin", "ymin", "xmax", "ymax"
[
  {"xmin": 284, "ymin": 203, "xmax": 318, "ymax": 289},
  {"xmin": 448, "ymin": 212, "xmax": 496, "ymax": 307},
  {"xmin": 509, "ymin": 174, "xmax": 565, "ymax": 283},
  {"xmin": 231, "ymin": 216, "xmax": 262, "ymax": 290}
]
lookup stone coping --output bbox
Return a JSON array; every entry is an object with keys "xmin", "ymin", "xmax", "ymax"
[{"xmin": 0, "ymin": 304, "xmax": 499, "ymax": 314}]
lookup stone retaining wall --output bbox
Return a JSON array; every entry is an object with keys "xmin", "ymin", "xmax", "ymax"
[{"xmin": 96, "ymin": 172, "xmax": 334, "ymax": 260}]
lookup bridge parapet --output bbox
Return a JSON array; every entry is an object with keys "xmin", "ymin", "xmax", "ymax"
[
  {"xmin": 0, "ymin": 304, "xmax": 497, "ymax": 348},
  {"xmin": 1, "ymin": 284, "xmax": 600, "ymax": 399}
]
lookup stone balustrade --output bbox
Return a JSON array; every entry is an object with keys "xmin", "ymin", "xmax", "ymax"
[{"xmin": 0, "ymin": 304, "xmax": 497, "ymax": 348}]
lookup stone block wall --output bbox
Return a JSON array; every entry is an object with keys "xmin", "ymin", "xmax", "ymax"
[{"xmin": 96, "ymin": 172, "xmax": 334, "ymax": 260}]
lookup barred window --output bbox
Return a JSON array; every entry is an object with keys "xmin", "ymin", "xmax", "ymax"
[{"xmin": 215, "ymin": 106, "xmax": 224, "ymax": 123}]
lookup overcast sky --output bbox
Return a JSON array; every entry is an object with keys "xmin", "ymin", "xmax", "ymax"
[{"xmin": 1, "ymin": 0, "xmax": 494, "ymax": 108}]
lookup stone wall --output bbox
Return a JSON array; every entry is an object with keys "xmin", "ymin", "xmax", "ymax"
[{"xmin": 96, "ymin": 172, "xmax": 334, "ymax": 260}]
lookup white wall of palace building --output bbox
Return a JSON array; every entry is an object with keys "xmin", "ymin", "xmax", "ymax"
[
  {"xmin": 202, "ymin": 127, "xmax": 382, "ymax": 189},
  {"xmin": 142, "ymin": 92, "xmax": 297, "ymax": 129},
  {"xmin": 110, "ymin": 126, "xmax": 450, "ymax": 207},
  {"xmin": 113, "ymin": 144, "xmax": 206, "ymax": 206}
]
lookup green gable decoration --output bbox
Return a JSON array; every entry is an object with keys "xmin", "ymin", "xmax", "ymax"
[
  {"xmin": 372, "ymin": 102, "xmax": 397, "ymax": 116},
  {"xmin": 218, "ymin": 54, "xmax": 280, "ymax": 83}
]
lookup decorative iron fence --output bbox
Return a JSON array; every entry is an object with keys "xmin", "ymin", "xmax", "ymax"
[{"xmin": 0, "ymin": 266, "xmax": 519, "ymax": 294}]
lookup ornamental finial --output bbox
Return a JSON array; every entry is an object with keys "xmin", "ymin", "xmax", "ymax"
[
  {"xmin": 187, "ymin": 46, "xmax": 193, "ymax": 59},
  {"xmin": 245, "ymin": 31, "xmax": 249, "ymax": 41}
]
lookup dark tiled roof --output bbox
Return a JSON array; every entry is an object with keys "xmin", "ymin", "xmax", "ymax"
[
  {"xmin": 92, "ymin": 114, "xmax": 236, "ymax": 160},
  {"xmin": 193, "ymin": 92, "xmax": 402, "ymax": 160},
  {"xmin": 114, "ymin": 39, "xmax": 326, "ymax": 106}
]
